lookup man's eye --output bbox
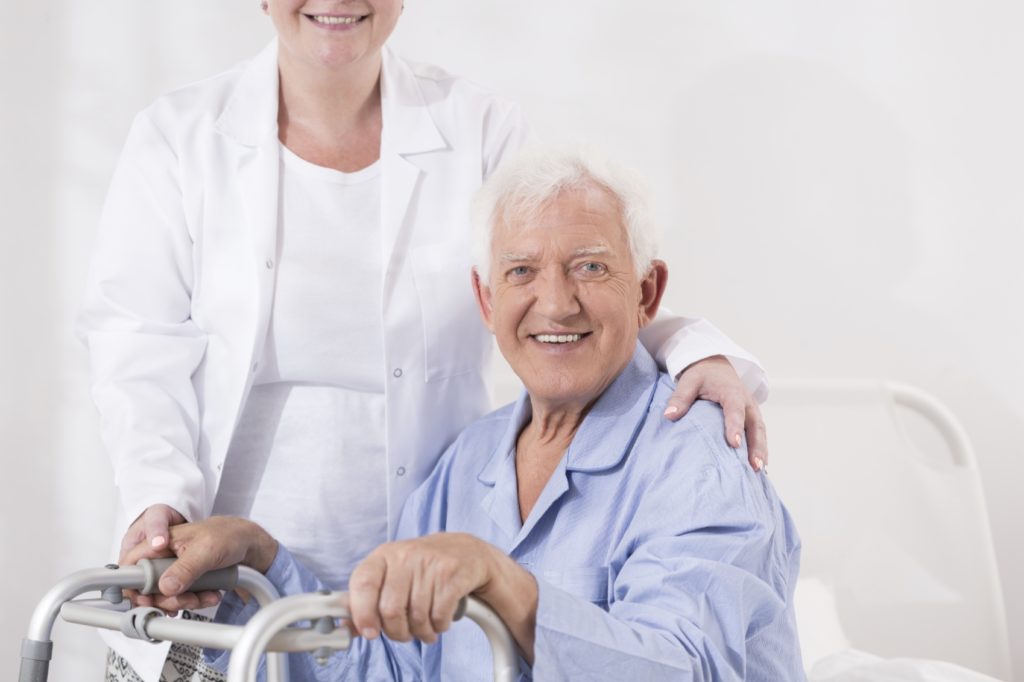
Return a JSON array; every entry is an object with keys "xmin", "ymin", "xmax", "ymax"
[
  {"xmin": 509, "ymin": 266, "xmax": 531, "ymax": 278},
  {"xmin": 580, "ymin": 262, "xmax": 606, "ymax": 274}
]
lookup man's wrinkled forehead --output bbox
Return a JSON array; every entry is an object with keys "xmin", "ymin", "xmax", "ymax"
[{"xmin": 491, "ymin": 184, "xmax": 626, "ymax": 254}]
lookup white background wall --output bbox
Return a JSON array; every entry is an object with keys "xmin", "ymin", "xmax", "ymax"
[{"xmin": 2, "ymin": 1, "xmax": 1021, "ymax": 679}]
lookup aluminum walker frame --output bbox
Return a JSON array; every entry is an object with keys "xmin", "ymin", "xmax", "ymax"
[{"xmin": 20, "ymin": 559, "xmax": 518, "ymax": 682}]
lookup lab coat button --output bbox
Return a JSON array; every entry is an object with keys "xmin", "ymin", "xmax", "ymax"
[
  {"xmin": 252, "ymin": 362, "xmax": 259, "ymax": 373},
  {"xmin": 393, "ymin": 368, "xmax": 403, "ymax": 378},
  {"xmin": 396, "ymin": 466, "xmax": 406, "ymax": 477},
  {"xmin": 265, "ymin": 258, "xmax": 274, "ymax": 269}
]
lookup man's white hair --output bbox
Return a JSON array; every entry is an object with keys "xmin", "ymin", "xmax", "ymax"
[{"xmin": 471, "ymin": 147, "xmax": 658, "ymax": 283}]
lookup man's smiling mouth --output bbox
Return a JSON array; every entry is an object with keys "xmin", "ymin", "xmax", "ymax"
[{"xmin": 531, "ymin": 333, "xmax": 590, "ymax": 344}]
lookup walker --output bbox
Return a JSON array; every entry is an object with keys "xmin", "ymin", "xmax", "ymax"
[{"xmin": 20, "ymin": 558, "xmax": 518, "ymax": 682}]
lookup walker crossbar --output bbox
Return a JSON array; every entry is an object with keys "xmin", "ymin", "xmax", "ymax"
[{"xmin": 21, "ymin": 563, "xmax": 519, "ymax": 682}]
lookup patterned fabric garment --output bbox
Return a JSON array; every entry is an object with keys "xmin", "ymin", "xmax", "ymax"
[
  {"xmin": 210, "ymin": 345, "xmax": 805, "ymax": 681},
  {"xmin": 105, "ymin": 612, "xmax": 225, "ymax": 682}
]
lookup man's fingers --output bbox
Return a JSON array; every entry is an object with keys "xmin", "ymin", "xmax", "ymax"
[
  {"xmin": 149, "ymin": 591, "xmax": 201, "ymax": 613},
  {"xmin": 407, "ymin": 566, "xmax": 437, "ymax": 643},
  {"xmin": 130, "ymin": 580, "xmax": 219, "ymax": 614},
  {"xmin": 429, "ymin": 576, "xmax": 466, "ymax": 637},
  {"xmin": 347, "ymin": 535, "xmax": 496, "ymax": 647},
  {"xmin": 198, "ymin": 590, "xmax": 223, "ymax": 608},
  {"xmin": 745, "ymin": 404, "xmax": 769, "ymax": 471},
  {"xmin": 664, "ymin": 378, "xmax": 700, "ymax": 421},
  {"xmin": 158, "ymin": 552, "xmax": 212, "ymax": 597},
  {"xmin": 429, "ymin": 565, "xmax": 458, "ymax": 635},
  {"xmin": 348, "ymin": 557, "xmax": 386, "ymax": 640},
  {"xmin": 376, "ymin": 561, "xmax": 414, "ymax": 642},
  {"xmin": 129, "ymin": 590, "xmax": 152, "ymax": 608},
  {"xmin": 163, "ymin": 592, "xmax": 200, "ymax": 611}
]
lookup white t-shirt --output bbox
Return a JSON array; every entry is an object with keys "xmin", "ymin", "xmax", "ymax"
[{"xmin": 213, "ymin": 146, "xmax": 387, "ymax": 589}]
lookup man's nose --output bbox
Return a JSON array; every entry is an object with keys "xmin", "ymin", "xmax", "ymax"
[{"xmin": 533, "ymin": 271, "xmax": 581, "ymax": 321}]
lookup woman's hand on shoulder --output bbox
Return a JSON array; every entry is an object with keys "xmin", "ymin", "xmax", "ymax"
[{"xmin": 664, "ymin": 355, "xmax": 768, "ymax": 471}]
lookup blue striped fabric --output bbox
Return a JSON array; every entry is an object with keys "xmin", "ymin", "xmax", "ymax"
[{"xmin": 213, "ymin": 343, "xmax": 805, "ymax": 681}]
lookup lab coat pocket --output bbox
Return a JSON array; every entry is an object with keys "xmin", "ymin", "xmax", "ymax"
[
  {"xmin": 411, "ymin": 242, "xmax": 489, "ymax": 381},
  {"xmin": 536, "ymin": 566, "xmax": 610, "ymax": 607}
]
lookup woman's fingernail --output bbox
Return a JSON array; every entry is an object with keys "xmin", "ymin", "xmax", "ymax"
[
  {"xmin": 664, "ymin": 405, "xmax": 679, "ymax": 417},
  {"xmin": 733, "ymin": 433, "xmax": 742, "ymax": 448},
  {"xmin": 753, "ymin": 457, "xmax": 764, "ymax": 471},
  {"xmin": 151, "ymin": 536, "xmax": 166, "ymax": 548},
  {"xmin": 362, "ymin": 627, "xmax": 379, "ymax": 639},
  {"xmin": 163, "ymin": 577, "xmax": 182, "ymax": 594}
]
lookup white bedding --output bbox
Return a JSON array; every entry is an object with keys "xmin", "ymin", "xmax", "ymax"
[
  {"xmin": 808, "ymin": 650, "xmax": 1003, "ymax": 681},
  {"xmin": 797, "ymin": 579, "xmax": 1005, "ymax": 681}
]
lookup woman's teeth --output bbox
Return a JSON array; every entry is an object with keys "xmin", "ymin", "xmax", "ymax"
[
  {"xmin": 535, "ymin": 334, "xmax": 582, "ymax": 344},
  {"xmin": 311, "ymin": 15, "xmax": 362, "ymax": 24}
]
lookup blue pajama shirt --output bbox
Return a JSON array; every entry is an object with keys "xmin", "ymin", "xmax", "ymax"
[{"xmin": 210, "ymin": 343, "xmax": 805, "ymax": 681}]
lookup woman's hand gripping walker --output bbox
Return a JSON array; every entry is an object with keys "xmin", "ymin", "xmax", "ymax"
[{"xmin": 20, "ymin": 559, "xmax": 517, "ymax": 682}]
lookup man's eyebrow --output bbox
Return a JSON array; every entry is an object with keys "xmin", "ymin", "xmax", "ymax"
[
  {"xmin": 499, "ymin": 251, "xmax": 539, "ymax": 263},
  {"xmin": 572, "ymin": 245, "xmax": 611, "ymax": 257}
]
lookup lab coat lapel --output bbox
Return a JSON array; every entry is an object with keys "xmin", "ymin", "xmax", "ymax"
[
  {"xmin": 236, "ymin": 142, "xmax": 280, "ymax": 355},
  {"xmin": 379, "ymin": 47, "xmax": 448, "ymax": 285},
  {"xmin": 214, "ymin": 40, "xmax": 281, "ymax": 365}
]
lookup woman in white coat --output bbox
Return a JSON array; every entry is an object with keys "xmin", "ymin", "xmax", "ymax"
[{"xmin": 80, "ymin": 1, "xmax": 769, "ymax": 680}]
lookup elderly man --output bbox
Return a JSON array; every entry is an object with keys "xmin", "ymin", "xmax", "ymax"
[{"xmin": 137, "ymin": 149, "xmax": 804, "ymax": 680}]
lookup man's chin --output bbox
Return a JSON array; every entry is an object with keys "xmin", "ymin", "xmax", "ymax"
[{"xmin": 521, "ymin": 376, "xmax": 605, "ymax": 410}]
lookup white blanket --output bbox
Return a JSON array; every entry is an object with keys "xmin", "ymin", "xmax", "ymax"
[
  {"xmin": 809, "ymin": 650, "xmax": 1003, "ymax": 682},
  {"xmin": 797, "ymin": 579, "xmax": 1004, "ymax": 681}
]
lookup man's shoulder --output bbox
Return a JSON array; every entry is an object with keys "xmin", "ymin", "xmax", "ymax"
[
  {"xmin": 621, "ymin": 376, "xmax": 779, "ymax": 522},
  {"xmin": 627, "ymin": 377, "xmax": 796, "ymax": 559},
  {"xmin": 642, "ymin": 375, "xmax": 741, "ymax": 471}
]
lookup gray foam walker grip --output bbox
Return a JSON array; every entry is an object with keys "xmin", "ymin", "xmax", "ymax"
[{"xmin": 138, "ymin": 558, "xmax": 240, "ymax": 595}]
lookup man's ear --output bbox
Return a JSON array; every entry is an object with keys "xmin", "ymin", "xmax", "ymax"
[
  {"xmin": 471, "ymin": 267, "xmax": 496, "ymax": 332},
  {"xmin": 637, "ymin": 259, "xmax": 668, "ymax": 328}
]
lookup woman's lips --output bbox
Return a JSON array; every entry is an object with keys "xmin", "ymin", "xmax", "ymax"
[{"xmin": 305, "ymin": 13, "xmax": 367, "ymax": 28}]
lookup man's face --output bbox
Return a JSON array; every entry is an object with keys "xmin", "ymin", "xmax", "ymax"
[{"xmin": 474, "ymin": 184, "xmax": 666, "ymax": 409}]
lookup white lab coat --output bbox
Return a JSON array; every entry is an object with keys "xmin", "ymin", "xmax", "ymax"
[{"xmin": 79, "ymin": 39, "xmax": 766, "ymax": 680}]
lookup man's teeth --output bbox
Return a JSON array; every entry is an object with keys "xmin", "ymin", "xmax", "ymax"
[
  {"xmin": 312, "ymin": 15, "xmax": 362, "ymax": 24},
  {"xmin": 535, "ymin": 334, "xmax": 582, "ymax": 344}
]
